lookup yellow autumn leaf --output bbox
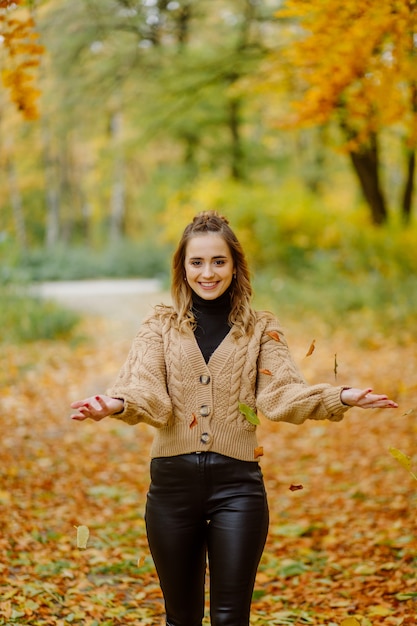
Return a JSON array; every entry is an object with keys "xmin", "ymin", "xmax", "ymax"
[
  {"xmin": 389, "ymin": 447, "xmax": 412, "ymax": 471},
  {"xmin": 340, "ymin": 618, "xmax": 361, "ymax": 626},
  {"xmin": 76, "ymin": 525, "xmax": 90, "ymax": 549},
  {"xmin": 0, "ymin": 490, "xmax": 11, "ymax": 504},
  {"xmin": 368, "ymin": 605, "xmax": 392, "ymax": 617}
]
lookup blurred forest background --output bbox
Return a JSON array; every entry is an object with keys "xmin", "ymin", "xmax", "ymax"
[{"xmin": 1, "ymin": 0, "xmax": 417, "ymax": 342}]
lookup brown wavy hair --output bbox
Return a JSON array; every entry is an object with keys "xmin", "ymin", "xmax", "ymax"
[{"xmin": 170, "ymin": 211, "xmax": 256, "ymax": 335}]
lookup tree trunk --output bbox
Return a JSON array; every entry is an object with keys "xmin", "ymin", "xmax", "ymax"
[
  {"xmin": 176, "ymin": 2, "xmax": 191, "ymax": 48},
  {"xmin": 401, "ymin": 148, "xmax": 415, "ymax": 224},
  {"xmin": 5, "ymin": 149, "xmax": 27, "ymax": 249},
  {"xmin": 109, "ymin": 110, "xmax": 125, "ymax": 243},
  {"xmin": 182, "ymin": 131, "xmax": 199, "ymax": 177},
  {"xmin": 402, "ymin": 81, "xmax": 417, "ymax": 224},
  {"xmin": 228, "ymin": 98, "xmax": 245, "ymax": 181},
  {"xmin": 347, "ymin": 133, "xmax": 388, "ymax": 225},
  {"xmin": 42, "ymin": 123, "xmax": 60, "ymax": 248}
]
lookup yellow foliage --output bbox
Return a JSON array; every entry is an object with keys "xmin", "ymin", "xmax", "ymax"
[
  {"xmin": 267, "ymin": 0, "xmax": 417, "ymax": 148},
  {"xmin": 0, "ymin": 0, "xmax": 43, "ymax": 120}
]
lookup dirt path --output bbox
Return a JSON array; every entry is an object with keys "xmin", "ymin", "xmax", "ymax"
[{"xmin": 35, "ymin": 278, "xmax": 171, "ymax": 338}]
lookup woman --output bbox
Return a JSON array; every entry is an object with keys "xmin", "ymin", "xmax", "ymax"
[{"xmin": 71, "ymin": 211, "xmax": 398, "ymax": 626}]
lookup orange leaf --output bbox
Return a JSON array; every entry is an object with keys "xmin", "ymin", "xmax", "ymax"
[
  {"xmin": 259, "ymin": 368, "xmax": 272, "ymax": 376},
  {"xmin": 0, "ymin": 600, "xmax": 12, "ymax": 620},
  {"xmin": 190, "ymin": 413, "xmax": 198, "ymax": 428},
  {"xmin": 305, "ymin": 339, "xmax": 315, "ymax": 357},
  {"xmin": 267, "ymin": 330, "xmax": 280, "ymax": 342},
  {"xmin": 289, "ymin": 484, "xmax": 303, "ymax": 491},
  {"xmin": 254, "ymin": 446, "xmax": 264, "ymax": 459}
]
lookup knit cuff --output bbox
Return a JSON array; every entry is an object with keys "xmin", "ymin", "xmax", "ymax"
[{"xmin": 323, "ymin": 386, "xmax": 351, "ymax": 421}]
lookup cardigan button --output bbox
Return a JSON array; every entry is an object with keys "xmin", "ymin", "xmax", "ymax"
[
  {"xmin": 199, "ymin": 405, "xmax": 210, "ymax": 417},
  {"xmin": 200, "ymin": 432, "xmax": 211, "ymax": 444},
  {"xmin": 199, "ymin": 375, "xmax": 211, "ymax": 385}
]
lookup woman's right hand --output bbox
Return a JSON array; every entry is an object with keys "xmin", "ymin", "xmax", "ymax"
[{"xmin": 70, "ymin": 395, "xmax": 124, "ymax": 421}]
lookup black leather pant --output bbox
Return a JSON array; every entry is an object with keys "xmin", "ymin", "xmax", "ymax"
[{"xmin": 145, "ymin": 452, "xmax": 269, "ymax": 626}]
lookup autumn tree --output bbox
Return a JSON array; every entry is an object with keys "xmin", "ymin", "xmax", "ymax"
[
  {"xmin": 0, "ymin": 0, "xmax": 43, "ymax": 250},
  {"xmin": 0, "ymin": 0, "xmax": 43, "ymax": 120},
  {"xmin": 266, "ymin": 0, "xmax": 417, "ymax": 225}
]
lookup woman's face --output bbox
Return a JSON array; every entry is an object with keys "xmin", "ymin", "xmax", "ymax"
[{"xmin": 184, "ymin": 233, "xmax": 235, "ymax": 300}]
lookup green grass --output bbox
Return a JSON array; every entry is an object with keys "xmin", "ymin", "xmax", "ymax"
[
  {"xmin": 254, "ymin": 269, "xmax": 417, "ymax": 343},
  {"xmin": 0, "ymin": 287, "xmax": 80, "ymax": 343},
  {"xmin": 10, "ymin": 240, "xmax": 171, "ymax": 282}
]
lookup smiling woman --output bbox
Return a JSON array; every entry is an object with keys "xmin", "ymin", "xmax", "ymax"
[
  {"xmin": 70, "ymin": 210, "xmax": 398, "ymax": 626},
  {"xmin": 184, "ymin": 233, "xmax": 235, "ymax": 300}
]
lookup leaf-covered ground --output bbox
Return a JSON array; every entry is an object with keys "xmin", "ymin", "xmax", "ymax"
[{"xmin": 1, "ymin": 305, "xmax": 416, "ymax": 626}]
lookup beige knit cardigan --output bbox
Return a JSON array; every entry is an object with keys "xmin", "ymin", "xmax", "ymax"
[{"xmin": 107, "ymin": 307, "xmax": 349, "ymax": 462}]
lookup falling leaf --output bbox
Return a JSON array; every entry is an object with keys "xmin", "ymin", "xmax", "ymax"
[
  {"xmin": 238, "ymin": 402, "xmax": 260, "ymax": 425},
  {"xmin": 137, "ymin": 555, "xmax": 146, "ymax": 568},
  {"xmin": 389, "ymin": 447, "xmax": 412, "ymax": 472},
  {"xmin": 401, "ymin": 408, "xmax": 415, "ymax": 416},
  {"xmin": 305, "ymin": 339, "xmax": 315, "ymax": 357},
  {"xmin": 334, "ymin": 353, "xmax": 338, "ymax": 380},
  {"xmin": 254, "ymin": 446, "xmax": 264, "ymax": 459},
  {"xmin": 267, "ymin": 330, "xmax": 280, "ymax": 342},
  {"xmin": 289, "ymin": 484, "xmax": 303, "ymax": 491},
  {"xmin": 190, "ymin": 413, "xmax": 198, "ymax": 428},
  {"xmin": 389, "ymin": 447, "xmax": 417, "ymax": 480},
  {"xmin": 76, "ymin": 525, "xmax": 90, "ymax": 549},
  {"xmin": 259, "ymin": 368, "xmax": 272, "ymax": 375}
]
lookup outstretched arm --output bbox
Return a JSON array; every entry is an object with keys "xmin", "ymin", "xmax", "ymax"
[
  {"xmin": 70, "ymin": 395, "xmax": 124, "ymax": 421},
  {"xmin": 340, "ymin": 387, "xmax": 398, "ymax": 409}
]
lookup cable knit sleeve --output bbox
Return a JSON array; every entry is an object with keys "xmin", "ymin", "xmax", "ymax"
[
  {"xmin": 106, "ymin": 312, "xmax": 172, "ymax": 428},
  {"xmin": 255, "ymin": 315, "xmax": 349, "ymax": 424}
]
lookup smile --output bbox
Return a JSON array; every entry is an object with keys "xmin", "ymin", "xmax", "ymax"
[{"xmin": 199, "ymin": 282, "xmax": 219, "ymax": 288}]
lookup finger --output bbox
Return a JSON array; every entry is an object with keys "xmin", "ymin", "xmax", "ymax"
[
  {"xmin": 366, "ymin": 398, "xmax": 398, "ymax": 409},
  {"xmin": 83, "ymin": 402, "xmax": 98, "ymax": 413},
  {"xmin": 363, "ymin": 393, "xmax": 386, "ymax": 404},
  {"xmin": 95, "ymin": 395, "xmax": 108, "ymax": 409},
  {"xmin": 71, "ymin": 413, "xmax": 88, "ymax": 421},
  {"xmin": 359, "ymin": 388, "xmax": 373, "ymax": 400},
  {"xmin": 378, "ymin": 399, "xmax": 398, "ymax": 407},
  {"xmin": 70, "ymin": 400, "xmax": 88, "ymax": 409},
  {"xmin": 370, "ymin": 395, "xmax": 390, "ymax": 405}
]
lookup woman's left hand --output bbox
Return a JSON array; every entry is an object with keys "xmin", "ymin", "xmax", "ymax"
[{"xmin": 341, "ymin": 387, "xmax": 398, "ymax": 409}]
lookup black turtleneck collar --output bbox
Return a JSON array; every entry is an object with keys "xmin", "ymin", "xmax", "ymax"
[
  {"xmin": 191, "ymin": 286, "xmax": 233, "ymax": 363},
  {"xmin": 192, "ymin": 285, "xmax": 233, "ymax": 314}
]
